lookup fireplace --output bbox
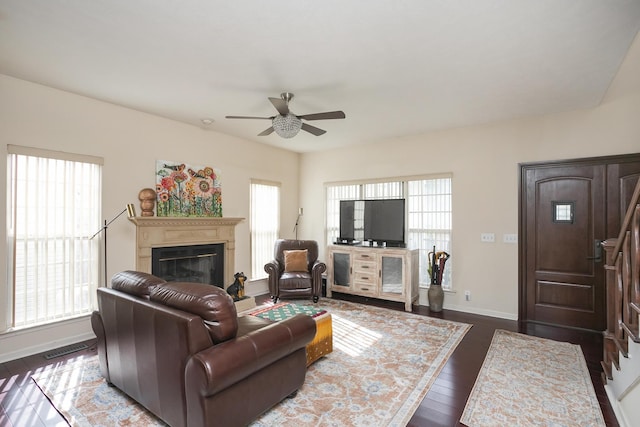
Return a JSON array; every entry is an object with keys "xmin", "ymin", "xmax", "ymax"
[
  {"xmin": 152, "ymin": 243, "xmax": 224, "ymax": 288},
  {"xmin": 129, "ymin": 216, "xmax": 244, "ymax": 288}
]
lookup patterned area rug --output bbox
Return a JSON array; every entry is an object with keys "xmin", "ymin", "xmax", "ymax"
[
  {"xmin": 32, "ymin": 357, "xmax": 167, "ymax": 426},
  {"xmin": 33, "ymin": 298, "xmax": 470, "ymax": 427},
  {"xmin": 460, "ymin": 329, "xmax": 606, "ymax": 427}
]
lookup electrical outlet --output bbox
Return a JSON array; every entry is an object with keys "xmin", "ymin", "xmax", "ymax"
[
  {"xmin": 480, "ymin": 233, "xmax": 495, "ymax": 243},
  {"xmin": 503, "ymin": 233, "xmax": 518, "ymax": 243},
  {"xmin": 465, "ymin": 290, "xmax": 471, "ymax": 301}
]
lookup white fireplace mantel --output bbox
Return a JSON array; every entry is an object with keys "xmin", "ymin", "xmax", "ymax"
[{"xmin": 129, "ymin": 216, "xmax": 244, "ymax": 287}]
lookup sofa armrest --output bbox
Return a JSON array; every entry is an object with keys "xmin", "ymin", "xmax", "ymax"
[
  {"xmin": 264, "ymin": 259, "xmax": 282, "ymax": 295},
  {"xmin": 311, "ymin": 261, "xmax": 327, "ymax": 295},
  {"xmin": 311, "ymin": 261, "xmax": 326, "ymax": 277},
  {"xmin": 186, "ymin": 314, "xmax": 316, "ymax": 396},
  {"xmin": 90, "ymin": 311, "xmax": 110, "ymax": 383}
]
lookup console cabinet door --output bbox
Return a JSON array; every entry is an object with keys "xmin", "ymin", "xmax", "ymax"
[
  {"xmin": 330, "ymin": 250, "xmax": 352, "ymax": 292},
  {"xmin": 379, "ymin": 254, "xmax": 405, "ymax": 298}
]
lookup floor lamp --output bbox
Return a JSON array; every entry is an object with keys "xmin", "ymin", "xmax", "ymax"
[
  {"xmin": 293, "ymin": 208, "xmax": 303, "ymax": 240},
  {"xmin": 91, "ymin": 204, "xmax": 136, "ymax": 286}
]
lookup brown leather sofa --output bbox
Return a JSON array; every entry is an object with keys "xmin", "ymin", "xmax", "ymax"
[{"xmin": 91, "ymin": 270, "xmax": 316, "ymax": 427}]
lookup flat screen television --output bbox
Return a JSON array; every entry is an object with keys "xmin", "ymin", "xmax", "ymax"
[
  {"xmin": 338, "ymin": 200, "xmax": 364, "ymax": 243},
  {"xmin": 363, "ymin": 199, "xmax": 406, "ymax": 247}
]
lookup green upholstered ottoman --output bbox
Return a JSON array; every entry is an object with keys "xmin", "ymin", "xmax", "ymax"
[{"xmin": 249, "ymin": 302, "xmax": 332, "ymax": 366}]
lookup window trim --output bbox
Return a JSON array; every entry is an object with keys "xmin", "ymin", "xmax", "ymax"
[{"xmin": 7, "ymin": 144, "xmax": 104, "ymax": 166}]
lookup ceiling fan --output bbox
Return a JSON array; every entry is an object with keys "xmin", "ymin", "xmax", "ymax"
[{"xmin": 226, "ymin": 92, "xmax": 346, "ymax": 138}]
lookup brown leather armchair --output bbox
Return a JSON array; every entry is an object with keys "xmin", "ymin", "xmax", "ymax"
[
  {"xmin": 91, "ymin": 270, "xmax": 316, "ymax": 427},
  {"xmin": 264, "ymin": 239, "xmax": 326, "ymax": 303}
]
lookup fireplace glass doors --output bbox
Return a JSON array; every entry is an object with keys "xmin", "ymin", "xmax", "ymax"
[{"xmin": 151, "ymin": 244, "xmax": 224, "ymax": 288}]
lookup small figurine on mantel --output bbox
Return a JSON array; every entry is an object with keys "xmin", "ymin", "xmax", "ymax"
[
  {"xmin": 138, "ymin": 188, "xmax": 157, "ymax": 217},
  {"xmin": 227, "ymin": 272, "xmax": 248, "ymax": 302}
]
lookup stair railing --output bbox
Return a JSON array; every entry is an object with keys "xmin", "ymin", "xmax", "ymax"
[{"xmin": 602, "ymin": 177, "xmax": 640, "ymax": 381}]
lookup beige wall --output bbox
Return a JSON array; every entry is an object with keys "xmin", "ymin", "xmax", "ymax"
[
  {"xmin": 1, "ymin": 31, "xmax": 639, "ymax": 361},
  {"xmin": 0, "ymin": 75, "xmax": 300, "ymax": 361},
  {"xmin": 299, "ymin": 32, "xmax": 640, "ymax": 319}
]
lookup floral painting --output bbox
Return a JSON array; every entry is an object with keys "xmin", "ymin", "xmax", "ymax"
[{"xmin": 155, "ymin": 160, "xmax": 222, "ymax": 217}]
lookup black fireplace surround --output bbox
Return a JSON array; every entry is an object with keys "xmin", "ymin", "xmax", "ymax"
[{"xmin": 151, "ymin": 243, "xmax": 224, "ymax": 288}]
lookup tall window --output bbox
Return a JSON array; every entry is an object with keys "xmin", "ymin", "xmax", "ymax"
[
  {"xmin": 6, "ymin": 145, "xmax": 102, "ymax": 330},
  {"xmin": 406, "ymin": 177, "xmax": 452, "ymax": 289},
  {"xmin": 325, "ymin": 174, "xmax": 453, "ymax": 289},
  {"xmin": 325, "ymin": 184, "xmax": 360, "ymax": 242},
  {"xmin": 250, "ymin": 180, "xmax": 280, "ymax": 279}
]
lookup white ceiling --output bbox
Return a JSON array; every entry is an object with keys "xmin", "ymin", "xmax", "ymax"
[{"xmin": 1, "ymin": 1, "xmax": 640, "ymax": 153}]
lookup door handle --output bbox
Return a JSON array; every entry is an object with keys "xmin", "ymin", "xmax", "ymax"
[{"xmin": 586, "ymin": 239, "xmax": 603, "ymax": 262}]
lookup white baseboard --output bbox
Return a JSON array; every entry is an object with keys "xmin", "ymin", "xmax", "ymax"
[
  {"xmin": 246, "ymin": 278, "xmax": 268, "ymax": 297},
  {"xmin": 417, "ymin": 288, "xmax": 517, "ymax": 320},
  {"xmin": 0, "ymin": 316, "xmax": 96, "ymax": 363},
  {"xmin": 440, "ymin": 303, "xmax": 518, "ymax": 321}
]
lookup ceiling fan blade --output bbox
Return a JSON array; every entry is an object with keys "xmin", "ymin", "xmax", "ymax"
[
  {"xmin": 298, "ymin": 111, "xmax": 346, "ymax": 121},
  {"xmin": 268, "ymin": 97, "xmax": 289, "ymax": 116},
  {"xmin": 258, "ymin": 127, "xmax": 275, "ymax": 136},
  {"xmin": 301, "ymin": 123, "xmax": 326, "ymax": 136},
  {"xmin": 226, "ymin": 115, "xmax": 273, "ymax": 120}
]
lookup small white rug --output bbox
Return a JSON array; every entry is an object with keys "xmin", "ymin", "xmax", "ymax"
[{"xmin": 460, "ymin": 329, "xmax": 606, "ymax": 427}]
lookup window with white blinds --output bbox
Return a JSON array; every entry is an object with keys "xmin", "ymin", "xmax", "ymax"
[
  {"xmin": 406, "ymin": 177, "xmax": 452, "ymax": 289},
  {"xmin": 325, "ymin": 184, "xmax": 360, "ymax": 244},
  {"xmin": 6, "ymin": 145, "xmax": 103, "ymax": 330},
  {"xmin": 250, "ymin": 180, "xmax": 280, "ymax": 279},
  {"xmin": 325, "ymin": 175, "xmax": 453, "ymax": 289}
]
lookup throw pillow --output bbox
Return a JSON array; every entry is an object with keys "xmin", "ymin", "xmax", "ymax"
[{"xmin": 284, "ymin": 249, "xmax": 308, "ymax": 272}]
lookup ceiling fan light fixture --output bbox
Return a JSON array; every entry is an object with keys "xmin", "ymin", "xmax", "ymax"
[{"xmin": 272, "ymin": 113, "xmax": 302, "ymax": 138}]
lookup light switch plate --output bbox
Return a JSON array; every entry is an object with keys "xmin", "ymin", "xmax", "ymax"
[
  {"xmin": 480, "ymin": 233, "xmax": 495, "ymax": 243},
  {"xmin": 503, "ymin": 233, "xmax": 518, "ymax": 243}
]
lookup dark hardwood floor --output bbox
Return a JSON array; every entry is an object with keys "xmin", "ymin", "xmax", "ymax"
[
  {"xmin": 0, "ymin": 339, "xmax": 98, "ymax": 426},
  {"xmin": 0, "ymin": 294, "xmax": 620, "ymax": 427}
]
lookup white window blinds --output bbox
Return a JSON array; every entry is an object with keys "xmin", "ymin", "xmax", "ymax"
[
  {"xmin": 250, "ymin": 180, "xmax": 280, "ymax": 280},
  {"xmin": 325, "ymin": 184, "xmax": 360, "ymax": 245},
  {"xmin": 7, "ymin": 145, "xmax": 102, "ymax": 329},
  {"xmin": 406, "ymin": 177, "xmax": 453, "ymax": 289}
]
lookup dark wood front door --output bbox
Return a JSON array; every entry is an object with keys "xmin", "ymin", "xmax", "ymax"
[{"xmin": 519, "ymin": 154, "xmax": 640, "ymax": 332}]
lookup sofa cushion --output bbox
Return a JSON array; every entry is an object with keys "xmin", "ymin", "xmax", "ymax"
[
  {"xmin": 150, "ymin": 282, "xmax": 238, "ymax": 344},
  {"xmin": 236, "ymin": 315, "xmax": 273, "ymax": 337},
  {"xmin": 284, "ymin": 249, "xmax": 308, "ymax": 272},
  {"xmin": 111, "ymin": 270, "xmax": 166, "ymax": 299}
]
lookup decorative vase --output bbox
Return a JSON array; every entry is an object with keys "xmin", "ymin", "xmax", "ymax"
[
  {"xmin": 138, "ymin": 188, "xmax": 157, "ymax": 217},
  {"xmin": 428, "ymin": 284, "xmax": 444, "ymax": 312}
]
